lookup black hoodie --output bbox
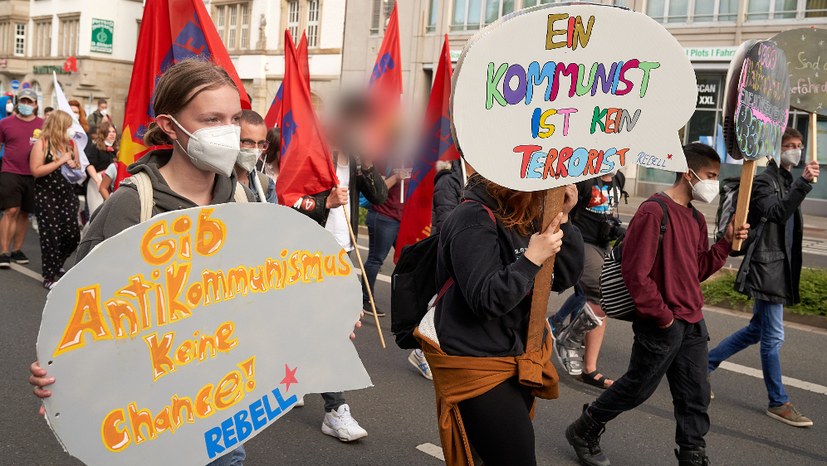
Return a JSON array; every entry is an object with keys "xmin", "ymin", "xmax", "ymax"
[
  {"xmin": 435, "ymin": 176, "xmax": 584, "ymax": 357},
  {"xmin": 77, "ymin": 149, "xmax": 251, "ymax": 261}
]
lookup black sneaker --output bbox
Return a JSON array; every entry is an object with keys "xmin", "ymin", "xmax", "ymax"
[
  {"xmin": 0, "ymin": 254, "xmax": 10, "ymax": 269},
  {"xmin": 11, "ymin": 250, "xmax": 29, "ymax": 264}
]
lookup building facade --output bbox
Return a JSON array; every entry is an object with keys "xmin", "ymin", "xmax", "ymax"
[
  {"xmin": 0, "ymin": 0, "xmax": 144, "ymax": 126},
  {"xmin": 341, "ymin": 0, "xmax": 827, "ymax": 213},
  {"xmin": 205, "ymin": 0, "xmax": 346, "ymax": 117}
]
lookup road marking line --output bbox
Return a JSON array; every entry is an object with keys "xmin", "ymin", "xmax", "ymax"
[
  {"xmin": 10, "ymin": 263, "xmax": 43, "ymax": 281},
  {"xmin": 353, "ymin": 270, "xmax": 392, "ymax": 284},
  {"xmin": 357, "ymin": 244, "xmax": 368, "ymax": 251},
  {"xmin": 719, "ymin": 362, "xmax": 827, "ymax": 396},
  {"xmin": 416, "ymin": 443, "xmax": 445, "ymax": 461}
]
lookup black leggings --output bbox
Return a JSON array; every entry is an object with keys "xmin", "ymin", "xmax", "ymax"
[{"xmin": 457, "ymin": 378, "xmax": 536, "ymax": 466}]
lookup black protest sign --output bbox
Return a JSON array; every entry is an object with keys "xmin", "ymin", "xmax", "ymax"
[
  {"xmin": 772, "ymin": 27, "xmax": 827, "ymax": 116},
  {"xmin": 729, "ymin": 41, "xmax": 791, "ymax": 161}
]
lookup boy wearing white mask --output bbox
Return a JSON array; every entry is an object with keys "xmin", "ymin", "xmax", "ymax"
[
  {"xmin": 235, "ymin": 110, "xmax": 275, "ymax": 203},
  {"xmin": 87, "ymin": 99, "xmax": 111, "ymax": 134},
  {"xmin": 708, "ymin": 127, "xmax": 819, "ymax": 429},
  {"xmin": 566, "ymin": 143, "xmax": 749, "ymax": 466}
]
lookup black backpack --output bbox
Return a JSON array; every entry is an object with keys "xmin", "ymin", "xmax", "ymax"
[
  {"xmin": 599, "ymin": 197, "xmax": 698, "ymax": 321},
  {"xmin": 390, "ymin": 201, "xmax": 494, "ymax": 349},
  {"xmin": 714, "ymin": 173, "xmax": 781, "ymax": 255}
]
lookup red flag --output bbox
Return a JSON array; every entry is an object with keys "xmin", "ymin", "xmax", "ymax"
[
  {"xmin": 264, "ymin": 32, "xmax": 310, "ymax": 129},
  {"xmin": 276, "ymin": 29, "xmax": 337, "ymax": 209},
  {"xmin": 365, "ymin": 3, "xmax": 402, "ymax": 159},
  {"xmin": 394, "ymin": 36, "xmax": 459, "ymax": 262},
  {"xmin": 121, "ymin": 0, "xmax": 251, "ymax": 166}
]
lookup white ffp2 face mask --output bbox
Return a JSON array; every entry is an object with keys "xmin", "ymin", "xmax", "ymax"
[
  {"xmin": 166, "ymin": 115, "xmax": 240, "ymax": 177},
  {"xmin": 781, "ymin": 149, "xmax": 802, "ymax": 167},
  {"xmin": 689, "ymin": 170, "xmax": 719, "ymax": 204},
  {"xmin": 236, "ymin": 148, "xmax": 261, "ymax": 172}
]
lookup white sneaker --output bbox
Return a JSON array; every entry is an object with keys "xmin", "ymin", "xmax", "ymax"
[
  {"xmin": 321, "ymin": 404, "xmax": 368, "ymax": 442},
  {"xmin": 295, "ymin": 396, "xmax": 305, "ymax": 407},
  {"xmin": 408, "ymin": 349, "xmax": 433, "ymax": 380}
]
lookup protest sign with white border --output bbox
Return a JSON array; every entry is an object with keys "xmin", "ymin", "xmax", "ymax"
[
  {"xmin": 37, "ymin": 203, "xmax": 371, "ymax": 466},
  {"xmin": 450, "ymin": 4, "xmax": 697, "ymax": 191}
]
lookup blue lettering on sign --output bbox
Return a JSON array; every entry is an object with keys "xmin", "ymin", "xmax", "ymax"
[
  {"xmin": 407, "ymin": 116, "xmax": 454, "ymax": 198},
  {"xmin": 280, "ymin": 111, "xmax": 298, "ymax": 154},
  {"xmin": 369, "ymin": 53, "xmax": 395, "ymax": 86},
  {"xmin": 204, "ymin": 387, "xmax": 297, "ymax": 459}
]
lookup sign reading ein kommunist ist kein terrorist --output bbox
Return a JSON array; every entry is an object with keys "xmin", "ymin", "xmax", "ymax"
[
  {"xmin": 451, "ymin": 3, "xmax": 698, "ymax": 191},
  {"xmin": 37, "ymin": 203, "xmax": 371, "ymax": 466}
]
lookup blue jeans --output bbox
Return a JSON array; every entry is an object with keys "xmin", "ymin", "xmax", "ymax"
[
  {"xmin": 363, "ymin": 209, "xmax": 400, "ymax": 309},
  {"xmin": 207, "ymin": 445, "xmax": 246, "ymax": 466},
  {"xmin": 550, "ymin": 284, "xmax": 586, "ymax": 327},
  {"xmin": 708, "ymin": 299, "xmax": 789, "ymax": 407}
]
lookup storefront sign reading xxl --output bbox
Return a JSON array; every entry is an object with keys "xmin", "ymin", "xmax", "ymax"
[
  {"xmin": 451, "ymin": 4, "xmax": 697, "ymax": 191},
  {"xmin": 91, "ymin": 18, "xmax": 114, "ymax": 54},
  {"xmin": 37, "ymin": 203, "xmax": 371, "ymax": 466}
]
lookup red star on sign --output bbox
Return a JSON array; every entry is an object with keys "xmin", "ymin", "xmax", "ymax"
[
  {"xmin": 667, "ymin": 153, "xmax": 673, "ymax": 159},
  {"xmin": 280, "ymin": 365, "xmax": 298, "ymax": 392}
]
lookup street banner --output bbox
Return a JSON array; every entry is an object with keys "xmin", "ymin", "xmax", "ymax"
[
  {"xmin": 120, "ymin": 0, "xmax": 251, "ymax": 167},
  {"xmin": 450, "ymin": 4, "xmax": 697, "ymax": 192},
  {"xmin": 37, "ymin": 203, "xmax": 371, "ymax": 466},
  {"xmin": 276, "ymin": 29, "xmax": 338, "ymax": 209},
  {"xmin": 264, "ymin": 32, "xmax": 310, "ymax": 130},
  {"xmin": 394, "ymin": 35, "xmax": 458, "ymax": 262}
]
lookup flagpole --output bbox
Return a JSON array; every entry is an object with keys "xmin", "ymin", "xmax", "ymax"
[
  {"xmin": 251, "ymin": 171, "xmax": 267, "ymax": 202},
  {"xmin": 341, "ymin": 204, "xmax": 387, "ymax": 349},
  {"xmin": 460, "ymin": 160, "xmax": 468, "ymax": 186}
]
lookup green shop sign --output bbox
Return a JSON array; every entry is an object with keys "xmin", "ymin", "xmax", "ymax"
[{"xmin": 91, "ymin": 18, "xmax": 114, "ymax": 54}]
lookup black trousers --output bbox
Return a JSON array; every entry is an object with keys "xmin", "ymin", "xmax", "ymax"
[
  {"xmin": 590, "ymin": 318, "xmax": 711, "ymax": 450},
  {"xmin": 458, "ymin": 378, "xmax": 537, "ymax": 466}
]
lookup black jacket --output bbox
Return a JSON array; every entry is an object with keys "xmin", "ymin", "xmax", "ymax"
[
  {"xmin": 85, "ymin": 143, "xmax": 116, "ymax": 172},
  {"xmin": 435, "ymin": 176, "xmax": 584, "ymax": 357},
  {"xmin": 291, "ymin": 152, "xmax": 387, "ymax": 239},
  {"xmin": 431, "ymin": 160, "xmax": 464, "ymax": 235},
  {"xmin": 736, "ymin": 160, "xmax": 812, "ymax": 305}
]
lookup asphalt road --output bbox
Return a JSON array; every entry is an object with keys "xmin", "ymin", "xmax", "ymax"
[{"xmin": 1, "ymin": 229, "xmax": 826, "ymax": 465}]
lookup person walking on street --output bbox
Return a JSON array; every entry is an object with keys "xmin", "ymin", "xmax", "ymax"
[
  {"xmin": 0, "ymin": 88, "xmax": 44, "ymax": 268},
  {"xmin": 28, "ymin": 110, "xmax": 82, "ymax": 289},
  {"xmin": 565, "ymin": 144, "xmax": 749, "ymax": 466},
  {"xmin": 708, "ymin": 127, "xmax": 818, "ymax": 428}
]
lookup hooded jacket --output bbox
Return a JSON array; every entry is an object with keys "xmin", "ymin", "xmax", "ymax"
[
  {"xmin": 435, "ymin": 176, "xmax": 584, "ymax": 357},
  {"xmin": 431, "ymin": 159, "xmax": 464, "ymax": 235},
  {"xmin": 77, "ymin": 149, "xmax": 251, "ymax": 261},
  {"xmin": 736, "ymin": 160, "xmax": 811, "ymax": 305}
]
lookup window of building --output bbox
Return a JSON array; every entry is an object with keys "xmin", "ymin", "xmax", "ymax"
[
  {"xmin": 452, "ymin": 0, "xmax": 516, "ymax": 31},
  {"xmin": 647, "ymin": 0, "xmax": 738, "ymax": 23},
  {"xmin": 287, "ymin": 0, "xmax": 300, "ymax": 40},
  {"xmin": 14, "ymin": 23, "xmax": 25, "ymax": 56},
  {"xmin": 214, "ymin": 2, "xmax": 251, "ymax": 51},
  {"xmin": 33, "ymin": 18, "xmax": 52, "ymax": 58},
  {"xmin": 371, "ymin": 0, "xmax": 396, "ymax": 34},
  {"xmin": 58, "ymin": 15, "xmax": 79, "ymax": 57},
  {"xmin": 747, "ymin": 0, "xmax": 827, "ymax": 20},
  {"xmin": 307, "ymin": 0, "xmax": 320, "ymax": 47},
  {"xmin": 427, "ymin": 0, "xmax": 439, "ymax": 32}
]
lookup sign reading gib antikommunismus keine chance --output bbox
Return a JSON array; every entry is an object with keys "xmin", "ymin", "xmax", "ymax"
[
  {"xmin": 37, "ymin": 203, "xmax": 371, "ymax": 466},
  {"xmin": 451, "ymin": 4, "xmax": 698, "ymax": 191}
]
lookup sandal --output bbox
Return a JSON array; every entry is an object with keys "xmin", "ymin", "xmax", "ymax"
[{"xmin": 580, "ymin": 370, "xmax": 613, "ymax": 389}]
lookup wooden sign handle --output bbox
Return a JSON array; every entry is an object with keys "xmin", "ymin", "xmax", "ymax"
[
  {"xmin": 732, "ymin": 160, "xmax": 756, "ymax": 252},
  {"xmin": 527, "ymin": 187, "xmax": 566, "ymax": 353},
  {"xmin": 810, "ymin": 112, "xmax": 818, "ymax": 184}
]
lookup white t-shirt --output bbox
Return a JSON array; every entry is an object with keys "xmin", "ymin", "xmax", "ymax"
[{"xmin": 325, "ymin": 158, "xmax": 353, "ymax": 251}]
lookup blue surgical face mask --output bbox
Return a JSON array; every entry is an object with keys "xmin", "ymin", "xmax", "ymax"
[{"xmin": 17, "ymin": 104, "xmax": 34, "ymax": 116}]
